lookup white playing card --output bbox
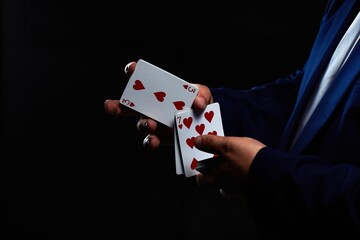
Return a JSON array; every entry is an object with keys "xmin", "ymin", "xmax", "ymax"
[
  {"xmin": 174, "ymin": 125, "xmax": 184, "ymax": 174},
  {"xmin": 120, "ymin": 59, "xmax": 199, "ymax": 128},
  {"xmin": 174, "ymin": 107, "xmax": 192, "ymax": 175},
  {"xmin": 174, "ymin": 102, "xmax": 224, "ymax": 177}
]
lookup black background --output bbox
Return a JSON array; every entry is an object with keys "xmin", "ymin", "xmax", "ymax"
[{"xmin": 2, "ymin": 1, "xmax": 328, "ymax": 239}]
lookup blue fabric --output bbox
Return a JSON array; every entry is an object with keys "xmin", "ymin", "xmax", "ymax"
[{"xmin": 211, "ymin": 0, "xmax": 360, "ymax": 238}]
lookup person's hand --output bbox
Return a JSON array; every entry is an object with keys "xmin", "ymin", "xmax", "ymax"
[
  {"xmin": 194, "ymin": 135, "xmax": 266, "ymax": 199},
  {"xmin": 104, "ymin": 61, "xmax": 137, "ymax": 117},
  {"xmin": 104, "ymin": 61, "xmax": 214, "ymax": 150}
]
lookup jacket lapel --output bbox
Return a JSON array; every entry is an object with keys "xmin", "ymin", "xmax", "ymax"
[
  {"xmin": 290, "ymin": 43, "xmax": 360, "ymax": 154},
  {"xmin": 278, "ymin": 0, "xmax": 358, "ymax": 152}
]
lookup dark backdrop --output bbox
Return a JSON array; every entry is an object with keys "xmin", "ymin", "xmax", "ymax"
[{"xmin": 2, "ymin": 1, "xmax": 328, "ymax": 239}]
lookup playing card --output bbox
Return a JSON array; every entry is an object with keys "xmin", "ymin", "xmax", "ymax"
[
  {"xmin": 174, "ymin": 125, "xmax": 184, "ymax": 174},
  {"xmin": 174, "ymin": 102, "xmax": 224, "ymax": 177},
  {"xmin": 119, "ymin": 59, "xmax": 199, "ymax": 128}
]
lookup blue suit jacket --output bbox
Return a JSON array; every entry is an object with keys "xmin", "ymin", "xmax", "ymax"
[{"xmin": 211, "ymin": 0, "xmax": 360, "ymax": 238}]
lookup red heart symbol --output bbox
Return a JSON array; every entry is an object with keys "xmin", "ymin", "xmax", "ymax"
[
  {"xmin": 195, "ymin": 124, "xmax": 205, "ymax": 135},
  {"xmin": 133, "ymin": 80, "xmax": 145, "ymax": 90},
  {"xmin": 204, "ymin": 111, "xmax": 214, "ymax": 122},
  {"xmin": 183, "ymin": 84, "xmax": 189, "ymax": 90},
  {"xmin": 208, "ymin": 131, "xmax": 217, "ymax": 135},
  {"xmin": 154, "ymin": 91, "xmax": 166, "ymax": 102},
  {"xmin": 186, "ymin": 137, "xmax": 195, "ymax": 148},
  {"xmin": 178, "ymin": 124, "xmax": 183, "ymax": 129},
  {"xmin": 191, "ymin": 158, "xmax": 198, "ymax": 170},
  {"xmin": 183, "ymin": 117, "xmax": 193, "ymax": 129},
  {"xmin": 130, "ymin": 102, "xmax": 135, "ymax": 107},
  {"xmin": 173, "ymin": 101, "xmax": 185, "ymax": 110}
]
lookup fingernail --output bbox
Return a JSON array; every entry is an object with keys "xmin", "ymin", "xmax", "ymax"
[
  {"xmin": 104, "ymin": 99, "xmax": 110, "ymax": 107},
  {"xmin": 143, "ymin": 134, "xmax": 151, "ymax": 148},
  {"xmin": 136, "ymin": 120, "xmax": 148, "ymax": 132},
  {"xmin": 124, "ymin": 62, "xmax": 132, "ymax": 74}
]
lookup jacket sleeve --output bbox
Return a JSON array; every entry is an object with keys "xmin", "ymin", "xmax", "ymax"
[
  {"xmin": 211, "ymin": 69, "xmax": 303, "ymax": 147},
  {"xmin": 247, "ymin": 146, "xmax": 360, "ymax": 234}
]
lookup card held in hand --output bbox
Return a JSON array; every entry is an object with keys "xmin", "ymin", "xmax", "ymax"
[
  {"xmin": 174, "ymin": 102, "xmax": 224, "ymax": 177},
  {"xmin": 119, "ymin": 59, "xmax": 199, "ymax": 128}
]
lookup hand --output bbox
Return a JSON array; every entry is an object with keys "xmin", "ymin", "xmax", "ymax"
[
  {"xmin": 104, "ymin": 61, "xmax": 214, "ymax": 150},
  {"xmin": 104, "ymin": 61, "xmax": 137, "ymax": 117},
  {"xmin": 194, "ymin": 135, "xmax": 266, "ymax": 198}
]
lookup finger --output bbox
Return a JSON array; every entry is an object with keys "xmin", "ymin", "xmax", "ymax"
[
  {"xmin": 192, "ymin": 96, "xmax": 207, "ymax": 110},
  {"xmin": 195, "ymin": 156, "xmax": 222, "ymax": 174},
  {"xmin": 197, "ymin": 166, "xmax": 242, "ymax": 194},
  {"xmin": 142, "ymin": 134, "xmax": 161, "ymax": 151},
  {"xmin": 124, "ymin": 61, "xmax": 136, "ymax": 77},
  {"xmin": 136, "ymin": 118, "xmax": 162, "ymax": 150},
  {"xmin": 103, "ymin": 99, "xmax": 131, "ymax": 116},
  {"xmin": 196, "ymin": 171, "xmax": 220, "ymax": 188},
  {"xmin": 104, "ymin": 62, "xmax": 137, "ymax": 117},
  {"xmin": 193, "ymin": 134, "xmax": 226, "ymax": 156},
  {"xmin": 136, "ymin": 117, "xmax": 174, "ymax": 148},
  {"xmin": 136, "ymin": 118, "xmax": 158, "ymax": 135},
  {"xmin": 192, "ymin": 84, "xmax": 213, "ymax": 110}
]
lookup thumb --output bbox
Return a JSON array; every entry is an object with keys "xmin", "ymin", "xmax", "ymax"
[{"xmin": 194, "ymin": 134, "xmax": 226, "ymax": 156}]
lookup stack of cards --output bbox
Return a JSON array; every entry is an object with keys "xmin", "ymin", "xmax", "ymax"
[
  {"xmin": 174, "ymin": 102, "xmax": 224, "ymax": 177},
  {"xmin": 120, "ymin": 59, "xmax": 224, "ymax": 177}
]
